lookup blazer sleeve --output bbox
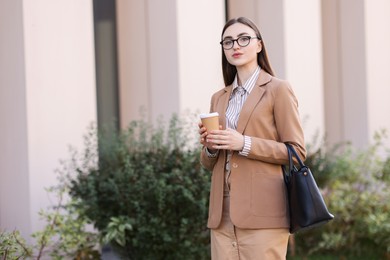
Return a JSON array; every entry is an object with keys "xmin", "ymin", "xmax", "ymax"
[
  {"xmin": 247, "ymin": 80, "xmax": 306, "ymax": 165},
  {"xmin": 274, "ymin": 80, "xmax": 306, "ymax": 161},
  {"xmin": 200, "ymin": 146, "xmax": 219, "ymax": 171}
]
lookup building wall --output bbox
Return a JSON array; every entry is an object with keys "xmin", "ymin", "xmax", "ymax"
[
  {"xmin": 117, "ymin": 0, "xmax": 225, "ymax": 126},
  {"xmin": 116, "ymin": 0, "xmax": 150, "ymax": 124},
  {"xmin": 176, "ymin": 0, "xmax": 225, "ymax": 116},
  {"xmin": 364, "ymin": 0, "xmax": 390, "ymax": 146},
  {"xmin": 0, "ymin": 0, "xmax": 97, "ymax": 240},
  {"xmin": 338, "ymin": 0, "xmax": 369, "ymax": 148},
  {"xmin": 0, "ymin": 0, "xmax": 31, "ymax": 238},
  {"xmin": 322, "ymin": 0, "xmax": 390, "ymax": 148},
  {"xmin": 322, "ymin": 0, "xmax": 344, "ymax": 146},
  {"xmin": 284, "ymin": 0, "xmax": 324, "ymax": 144}
]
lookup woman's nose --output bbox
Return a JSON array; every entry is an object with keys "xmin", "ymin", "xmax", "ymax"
[{"xmin": 232, "ymin": 41, "xmax": 240, "ymax": 50}]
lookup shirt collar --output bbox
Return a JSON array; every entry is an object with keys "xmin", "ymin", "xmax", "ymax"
[{"xmin": 232, "ymin": 66, "xmax": 261, "ymax": 94}]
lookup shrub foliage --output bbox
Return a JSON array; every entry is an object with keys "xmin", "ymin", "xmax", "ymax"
[
  {"xmin": 293, "ymin": 131, "xmax": 390, "ymax": 259},
  {"xmin": 67, "ymin": 115, "xmax": 211, "ymax": 259}
]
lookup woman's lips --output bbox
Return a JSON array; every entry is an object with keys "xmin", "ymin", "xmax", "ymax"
[{"xmin": 232, "ymin": 53, "xmax": 242, "ymax": 58}]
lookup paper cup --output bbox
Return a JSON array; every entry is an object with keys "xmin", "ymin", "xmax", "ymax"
[{"xmin": 200, "ymin": 112, "xmax": 220, "ymax": 132}]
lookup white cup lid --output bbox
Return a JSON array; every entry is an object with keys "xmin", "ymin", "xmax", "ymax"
[{"xmin": 199, "ymin": 112, "xmax": 219, "ymax": 119}]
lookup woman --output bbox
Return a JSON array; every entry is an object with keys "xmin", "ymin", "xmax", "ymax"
[{"xmin": 199, "ymin": 17, "xmax": 306, "ymax": 259}]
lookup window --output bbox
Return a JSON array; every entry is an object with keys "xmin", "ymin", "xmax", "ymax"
[{"xmin": 93, "ymin": 0, "xmax": 120, "ymax": 131}]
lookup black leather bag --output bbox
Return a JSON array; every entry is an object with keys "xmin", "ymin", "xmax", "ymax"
[{"xmin": 283, "ymin": 143, "xmax": 334, "ymax": 233}]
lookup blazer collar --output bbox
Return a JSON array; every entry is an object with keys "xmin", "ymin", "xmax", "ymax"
[{"xmin": 219, "ymin": 70, "xmax": 273, "ymax": 133}]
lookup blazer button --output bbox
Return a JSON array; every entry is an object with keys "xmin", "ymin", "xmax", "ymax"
[{"xmin": 232, "ymin": 163, "xmax": 238, "ymax": 168}]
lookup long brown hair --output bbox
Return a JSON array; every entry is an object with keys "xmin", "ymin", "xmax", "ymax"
[{"xmin": 221, "ymin": 17, "xmax": 275, "ymax": 86}]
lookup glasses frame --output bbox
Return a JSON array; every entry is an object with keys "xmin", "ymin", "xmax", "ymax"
[{"xmin": 219, "ymin": 36, "xmax": 260, "ymax": 50}]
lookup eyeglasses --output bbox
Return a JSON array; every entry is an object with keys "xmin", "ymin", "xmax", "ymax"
[{"xmin": 220, "ymin": 36, "xmax": 259, "ymax": 50}]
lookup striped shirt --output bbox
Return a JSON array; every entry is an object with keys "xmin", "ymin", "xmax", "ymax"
[{"xmin": 226, "ymin": 66, "xmax": 260, "ymax": 156}]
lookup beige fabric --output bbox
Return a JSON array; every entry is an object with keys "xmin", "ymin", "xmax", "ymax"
[{"xmin": 211, "ymin": 195, "xmax": 290, "ymax": 260}]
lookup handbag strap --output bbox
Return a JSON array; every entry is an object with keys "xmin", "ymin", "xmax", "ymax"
[
  {"xmin": 286, "ymin": 143, "xmax": 293, "ymax": 173},
  {"xmin": 285, "ymin": 143, "xmax": 305, "ymax": 169}
]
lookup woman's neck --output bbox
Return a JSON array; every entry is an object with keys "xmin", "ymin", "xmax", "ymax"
[{"xmin": 236, "ymin": 63, "xmax": 258, "ymax": 86}]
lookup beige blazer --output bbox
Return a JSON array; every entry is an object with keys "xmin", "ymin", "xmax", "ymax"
[{"xmin": 200, "ymin": 71, "xmax": 306, "ymax": 229}]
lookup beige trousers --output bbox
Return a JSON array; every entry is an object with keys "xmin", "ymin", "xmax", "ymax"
[{"xmin": 210, "ymin": 195, "xmax": 290, "ymax": 260}]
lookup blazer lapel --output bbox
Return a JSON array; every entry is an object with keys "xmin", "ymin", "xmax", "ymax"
[{"xmin": 236, "ymin": 71, "xmax": 272, "ymax": 134}]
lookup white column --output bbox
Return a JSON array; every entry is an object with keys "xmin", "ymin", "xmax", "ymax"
[
  {"xmin": 322, "ymin": 0, "xmax": 343, "ymax": 145},
  {"xmin": 0, "ymin": 0, "xmax": 31, "ymax": 238},
  {"xmin": 176, "ymin": 0, "xmax": 225, "ymax": 114},
  {"xmin": 147, "ymin": 0, "xmax": 181, "ymax": 122},
  {"xmin": 0, "ymin": 0, "xmax": 97, "ymax": 240},
  {"xmin": 339, "ymin": 0, "xmax": 369, "ymax": 148},
  {"xmin": 116, "ymin": 0, "xmax": 150, "ymax": 125},
  {"xmin": 364, "ymin": 0, "xmax": 390, "ymax": 149},
  {"xmin": 117, "ymin": 0, "xmax": 180, "ymax": 124},
  {"xmin": 117, "ymin": 0, "xmax": 225, "ymax": 126},
  {"xmin": 322, "ymin": 0, "xmax": 372, "ymax": 148},
  {"xmin": 284, "ymin": 0, "xmax": 325, "ymax": 143}
]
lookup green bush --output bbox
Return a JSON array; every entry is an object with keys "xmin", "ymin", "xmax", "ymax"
[
  {"xmin": 0, "ymin": 186, "xmax": 100, "ymax": 260},
  {"xmin": 31, "ymin": 187, "xmax": 101, "ymax": 259},
  {"xmin": 67, "ymin": 114, "xmax": 211, "ymax": 259},
  {"xmin": 293, "ymin": 131, "xmax": 390, "ymax": 259},
  {"xmin": 0, "ymin": 230, "xmax": 33, "ymax": 259}
]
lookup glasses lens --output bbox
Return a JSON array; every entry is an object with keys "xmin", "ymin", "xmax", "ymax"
[
  {"xmin": 222, "ymin": 40, "xmax": 233, "ymax": 49},
  {"xmin": 238, "ymin": 36, "xmax": 251, "ymax": 47}
]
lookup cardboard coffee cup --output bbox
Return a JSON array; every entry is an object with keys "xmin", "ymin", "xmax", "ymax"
[{"xmin": 200, "ymin": 112, "xmax": 220, "ymax": 132}]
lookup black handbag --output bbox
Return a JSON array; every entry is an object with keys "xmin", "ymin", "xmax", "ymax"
[{"xmin": 283, "ymin": 143, "xmax": 334, "ymax": 233}]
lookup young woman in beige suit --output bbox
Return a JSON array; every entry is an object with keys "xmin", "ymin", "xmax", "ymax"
[{"xmin": 199, "ymin": 17, "xmax": 306, "ymax": 259}]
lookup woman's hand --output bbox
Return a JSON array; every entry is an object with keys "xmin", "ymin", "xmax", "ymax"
[
  {"xmin": 198, "ymin": 122, "xmax": 220, "ymax": 153},
  {"xmin": 206, "ymin": 128, "xmax": 244, "ymax": 151}
]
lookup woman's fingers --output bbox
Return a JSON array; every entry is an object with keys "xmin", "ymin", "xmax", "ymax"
[{"xmin": 207, "ymin": 129, "xmax": 244, "ymax": 151}]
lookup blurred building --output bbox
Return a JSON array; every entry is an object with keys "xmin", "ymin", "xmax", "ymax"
[{"xmin": 1, "ymin": 0, "xmax": 389, "ymax": 241}]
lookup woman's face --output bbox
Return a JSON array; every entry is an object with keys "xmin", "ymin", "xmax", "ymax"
[{"xmin": 222, "ymin": 23, "xmax": 262, "ymax": 70}]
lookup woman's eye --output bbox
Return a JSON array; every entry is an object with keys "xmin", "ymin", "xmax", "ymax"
[
  {"xmin": 223, "ymin": 40, "xmax": 233, "ymax": 46},
  {"xmin": 238, "ymin": 37, "xmax": 250, "ymax": 44}
]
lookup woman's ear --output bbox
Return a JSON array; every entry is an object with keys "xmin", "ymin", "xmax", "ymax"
[{"xmin": 257, "ymin": 40, "xmax": 262, "ymax": 53}]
